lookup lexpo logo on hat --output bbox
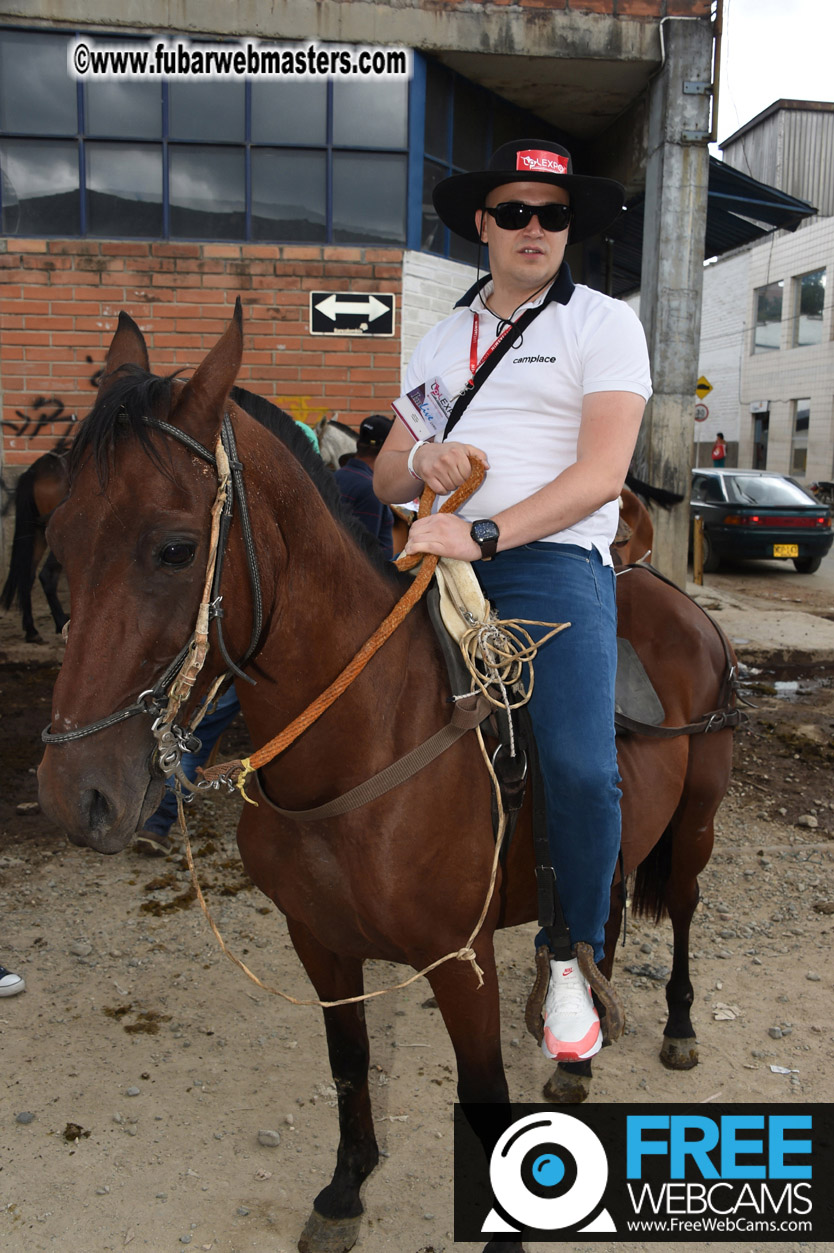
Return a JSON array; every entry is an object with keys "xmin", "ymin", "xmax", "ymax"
[{"xmin": 516, "ymin": 149, "xmax": 569, "ymax": 176}]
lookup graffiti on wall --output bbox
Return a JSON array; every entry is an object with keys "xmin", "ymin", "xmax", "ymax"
[
  {"xmin": 2, "ymin": 395, "xmax": 78, "ymax": 442},
  {"xmin": 0, "ymin": 355, "xmax": 103, "ymax": 514}
]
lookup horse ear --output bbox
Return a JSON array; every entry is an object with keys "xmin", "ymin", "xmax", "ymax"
[
  {"xmin": 99, "ymin": 312, "xmax": 150, "ymax": 394},
  {"xmin": 172, "ymin": 298, "xmax": 243, "ymax": 442}
]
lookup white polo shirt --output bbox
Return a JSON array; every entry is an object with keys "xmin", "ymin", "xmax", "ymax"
[{"xmin": 404, "ymin": 265, "xmax": 652, "ymax": 559}]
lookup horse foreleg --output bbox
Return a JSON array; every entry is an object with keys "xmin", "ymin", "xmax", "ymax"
[
  {"xmin": 287, "ymin": 918, "xmax": 378, "ymax": 1253},
  {"xmin": 39, "ymin": 549, "xmax": 68, "ymax": 634},
  {"xmin": 426, "ymin": 938, "xmax": 525, "ymax": 1253}
]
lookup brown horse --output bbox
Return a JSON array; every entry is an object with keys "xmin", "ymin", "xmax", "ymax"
[
  {"xmin": 1, "ymin": 449, "xmax": 70, "ymax": 642},
  {"xmin": 38, "ymin": 307, "xmax": 737, "ymax": 1253}
]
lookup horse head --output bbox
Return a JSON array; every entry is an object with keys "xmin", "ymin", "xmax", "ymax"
[{"xmin": 37, "ymin": 305, "xmax": 250, "ymax": 852}]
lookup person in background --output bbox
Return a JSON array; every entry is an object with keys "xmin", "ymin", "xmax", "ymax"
[
  {"xmin": 334, "ymin": 415, "xmax": 396, "ymax": 558},
  {"xmin": 711, "ymin": 432, "xmax": 727, "ymax": 467}
]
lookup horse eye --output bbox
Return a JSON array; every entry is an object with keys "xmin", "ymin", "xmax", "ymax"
[{"xmin": 159, "ymin": 541, "xmax": 196, "ymax": 568}]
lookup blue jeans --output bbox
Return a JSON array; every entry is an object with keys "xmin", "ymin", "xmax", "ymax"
[
  {"xmin": 142, "ymin": 687, "xmax": 242, "ymax": 838},
  {"xmin": 475, "ymin": 543, "xmax": 620, "ymax": 963}
]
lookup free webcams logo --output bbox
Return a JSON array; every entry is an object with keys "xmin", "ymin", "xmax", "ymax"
[
  {"xmin": 453, "ymin": 1103, "xmax": 834, "ymax": 1242},
  {"xmin": 481, "ymin": 1111, "xmax": 615, "ymax": 1235}
]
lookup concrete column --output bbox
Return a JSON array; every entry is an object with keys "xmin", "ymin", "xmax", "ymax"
[{"xmin": 636, "ymin": 17, "xmax": 714, "ymax": 586}]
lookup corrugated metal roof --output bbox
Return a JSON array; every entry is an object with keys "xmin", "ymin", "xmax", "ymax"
[{"xmin": 608, "ymin": 156, "xmax": 816, "ymax": 297}]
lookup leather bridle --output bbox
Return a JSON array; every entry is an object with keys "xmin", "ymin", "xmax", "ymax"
[{"xmin": 42, "ymin": 412, "xmax": 262, "ymax": 766}]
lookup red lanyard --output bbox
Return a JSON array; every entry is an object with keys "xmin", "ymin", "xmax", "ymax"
[{"xmin": 467, "ymin": 313, "xmax": 517, "ymax": 388}]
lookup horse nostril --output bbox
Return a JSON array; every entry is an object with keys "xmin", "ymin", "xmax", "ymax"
[{"xmin": 83, "ymin": 788, "xmax": 112, "ymax": 832}]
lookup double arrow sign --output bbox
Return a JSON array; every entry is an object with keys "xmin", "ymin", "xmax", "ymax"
[{"xmin": 310, "ymin": 291, "xmax": 396, "ymax": 336}]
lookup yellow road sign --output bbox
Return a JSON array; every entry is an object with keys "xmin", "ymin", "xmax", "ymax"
[{"xmin": 696, "ymin": 375, "xmax": 712, "ymax": 399}]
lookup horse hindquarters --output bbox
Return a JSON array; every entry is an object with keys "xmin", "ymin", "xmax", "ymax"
[{"xmin": 286, "ymin": 917, "xmax": 379, "ymax": 1253}]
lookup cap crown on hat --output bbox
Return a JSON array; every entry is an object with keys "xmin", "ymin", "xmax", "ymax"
[{"xmin": 358, "ymin": 414, "xmax": 393, "ymax": 446}]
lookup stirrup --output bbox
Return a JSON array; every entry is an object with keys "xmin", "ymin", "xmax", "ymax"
[{"xmin": 525, "ymin": 943, "xmax": 625, "ymax": 1047}]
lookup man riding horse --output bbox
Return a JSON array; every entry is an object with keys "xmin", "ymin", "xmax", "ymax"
[{"xmin": 374, "ymin": 138, "xmax": 652, "ymax": 1063}]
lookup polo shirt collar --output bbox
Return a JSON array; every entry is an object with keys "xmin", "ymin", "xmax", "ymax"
[{"xmin": 454, "ymin": 262, "xmax": 575, "ymax": 311}]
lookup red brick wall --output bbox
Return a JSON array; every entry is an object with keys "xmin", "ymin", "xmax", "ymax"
[{"xmin": 0, "ymin": 240, "xmax": 403, "ymax": 467}]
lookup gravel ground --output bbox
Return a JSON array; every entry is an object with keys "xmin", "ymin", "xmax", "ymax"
[{"xmin": 1, "ymin": 573, "xmax": 832, "ymax": 1253}]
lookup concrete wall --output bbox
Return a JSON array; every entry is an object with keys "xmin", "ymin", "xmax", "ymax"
[{"xmin": 3, "ymin": 1, "xmax": 707, "ymax": 45}]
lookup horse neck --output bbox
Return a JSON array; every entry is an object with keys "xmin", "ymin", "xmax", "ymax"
[{"xmin": 235, "ymin": 425, "xmax": 416, "ymax": 718}]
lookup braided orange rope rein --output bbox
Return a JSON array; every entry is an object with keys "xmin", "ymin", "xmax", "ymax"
[{"xmin": 199, "ymin": 456, "xmax": 486, "ymax": 797}]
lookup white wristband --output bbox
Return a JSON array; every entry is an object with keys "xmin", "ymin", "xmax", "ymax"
[{"xmin": 407, "ymin": 439, "xmax": 429, "ymax": 481}]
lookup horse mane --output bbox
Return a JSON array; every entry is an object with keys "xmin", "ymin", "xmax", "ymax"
[
  {"xmin": 230, "ymin": 387, "xmax": 405, "ymax": 586},
  {"xmin": 67, "ymin": 368, "xmax": 403, "ymax": 586},
  {"xmin": 68, "ymin": 366, "xmax": 180, "ymax": 486}
]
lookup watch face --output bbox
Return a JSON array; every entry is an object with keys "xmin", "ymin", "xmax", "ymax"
[{"xmin": 471, "ymin": 520, "xmax": 499, "ymax": 545}]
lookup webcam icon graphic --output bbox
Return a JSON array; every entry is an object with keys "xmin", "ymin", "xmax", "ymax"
[{"xmin": 482, "ymin": 1111, "xmax": 616, "ymax": 1234}]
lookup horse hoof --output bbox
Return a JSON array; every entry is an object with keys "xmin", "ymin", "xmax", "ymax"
[
  {"xmin": 26, "ymin": 633, "xmax": 45, "ymax": 645},
  {"xmin": 542, "ymin": 1067, "xmax": 591, "ymax": 1104},
  {"xmin": 660, "ymin": 1035, "xmax": 699, "ymax": 1070},
  {"xmin": 297, "ymin": 1209, "xmax": 362, "ymax": 1253}
]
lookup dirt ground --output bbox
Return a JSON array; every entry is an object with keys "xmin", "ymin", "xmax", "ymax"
[{"xmin": 1, "ymin": 566, "xmax": 833, "ymax": 1253}]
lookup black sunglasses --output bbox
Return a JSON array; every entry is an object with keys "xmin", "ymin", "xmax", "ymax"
[{"xmin": 484, "ymin": 201, "xmax": 572, "ymax": 233}]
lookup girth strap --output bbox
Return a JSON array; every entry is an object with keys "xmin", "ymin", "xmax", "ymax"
[
  {"xmin": 254, "ymin": 691, "xmax": 491, "ymax": 822},
  {"xmin": 615, "ymin": 706, "xmax": 745, "ymax": 738}
]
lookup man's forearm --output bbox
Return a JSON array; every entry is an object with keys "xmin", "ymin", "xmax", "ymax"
[{"xmin": 373, "ymin": 447, "xmax": 419, "ymax": 505}]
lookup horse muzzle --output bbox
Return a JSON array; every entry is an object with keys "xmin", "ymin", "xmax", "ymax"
[{"xmin": 37, "ymin": 745, "xmax": 164, "ymax": 854}]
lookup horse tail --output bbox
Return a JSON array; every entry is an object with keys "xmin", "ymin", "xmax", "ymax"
[
  {"xmin": 1, "ymin": 466, "xmax": 39, "ymax": 612},
  {"xmin": 630, "ymin": 821, "xmax": 673, "ymax": 923},
  {"xmin": 625, "ymin": 472, "xmax": 685, "ymax": 511}
]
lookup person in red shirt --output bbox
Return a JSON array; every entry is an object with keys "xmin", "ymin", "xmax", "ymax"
[{"xmin": 711, "ymin": 432, "xmax": 727, "ymax": 467}]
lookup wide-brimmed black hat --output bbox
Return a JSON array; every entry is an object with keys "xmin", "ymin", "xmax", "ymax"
[{"xmin": 433, "ymin": 139, "xmax": 625, "ymax": 246}]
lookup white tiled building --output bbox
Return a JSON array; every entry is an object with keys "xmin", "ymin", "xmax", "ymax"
[{"xmin": 697, "ymin": 101, "xmax": 834, "ymax": 482}]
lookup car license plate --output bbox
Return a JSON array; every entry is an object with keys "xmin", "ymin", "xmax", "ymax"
[{"xmin": 773, "ymin": 544, "xmax": 799, "ymax": 558}]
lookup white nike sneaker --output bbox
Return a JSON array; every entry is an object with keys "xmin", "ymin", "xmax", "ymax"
[{"xmin": 541, "ymin": 956, "xmax": 602, "ymax": 1062}]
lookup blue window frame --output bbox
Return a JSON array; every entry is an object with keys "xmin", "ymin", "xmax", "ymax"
[
  {"xmin": 0, "ymin": 26, "xmax": 409, "ymax": 245},
  {"xmin": 0, "ymin": 28, "xmax": 558, "ymax": 254}
]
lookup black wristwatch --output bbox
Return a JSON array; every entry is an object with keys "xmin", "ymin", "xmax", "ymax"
[{"xmin": 469, "ymin": 518, "xmax": 500, "ymax": 561}]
